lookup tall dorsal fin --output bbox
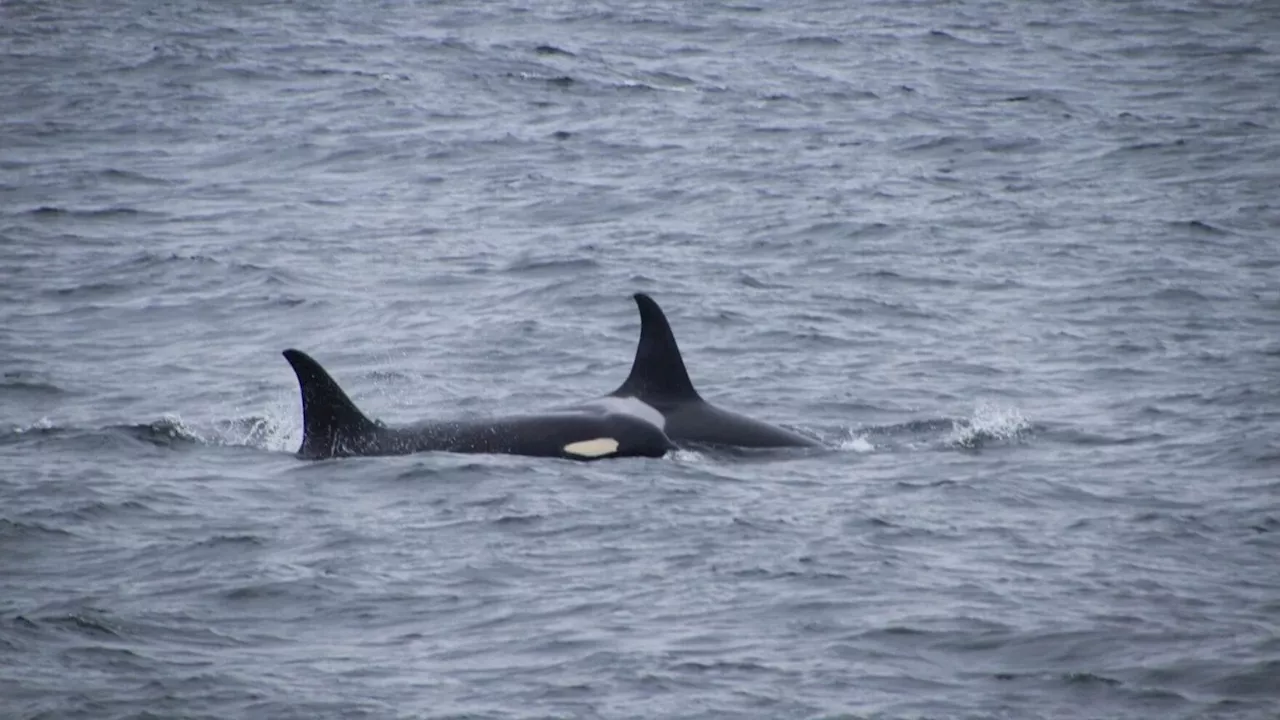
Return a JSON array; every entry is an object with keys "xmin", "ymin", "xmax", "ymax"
[
  {"xmin": 611, "ymin": 293, "xmax": 700, "ymax": 401},
  {"xmin": 282, "ymin": 349, "xmax": 381, "ymax": 458}
]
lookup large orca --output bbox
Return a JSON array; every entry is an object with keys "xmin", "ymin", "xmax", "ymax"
[
  {"xmin": 283, "ymin": 349, "xmax": 673, "ymax": 461},
  {"xmin": 579, "ymin": 294, "xmax": 823, "ymax": 450}
]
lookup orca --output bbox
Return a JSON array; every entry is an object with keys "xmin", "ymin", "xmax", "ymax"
[
  {"xmin": 282, "ymin": 349, "xmax": 673, "ymax": 461},
  {"xmin": 580, "ymin": 293, "xmax": 823, "ymax": 450}
]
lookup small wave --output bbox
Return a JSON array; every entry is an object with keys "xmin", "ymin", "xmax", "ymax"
[
  {"xmin": 670, "ymin": 660, "xmax": 772, "ymax": 674},
  {"xmin": 493, "ymin": 513, "xmax": 543, "ymax": 527},
  {"xmin": 837, "ymin": 435, "xmax": 877, "ymax": 453},
  {"xmin": 796, "ymin": 220, "xmax": 894, "ymax": 241},
  {"xmin": 782, "ymin": 35, "xmax": 842, "ymax": 47},
  {"xmin": 222, "ymin": 582, "xmax": 300, "ymax": 603},
  {"xmin": 169, "ymin": 535, "xmax": 272, "ymax": 563},
  {"xmin": 0, "ymin": 518, "xmax": 76, "ymax": 541},
  {"xmin": 3, "ymin": 413, "xmax": 298, "ymax": 455},
  {"xmin": 1112, "ymin": 139, "xmax": 1189, "ymax": 155},
  {"xmin": 112, "ymin": 251, "xmax": 273, "ymax": 276},
  {"xmin": 207, "ymin": 412, "xmax": 299, "ymax": 453},
  {"xmin": 1053, "ymin": 428, "xmax": 1170, "ymax": 447},
  {"xmin": 864, "ymin": 269, "xmax": 960, "ymax": 288},
  {"xmin": 503, "ymin": 256, "xmax": 601, "ymax": 275},
  {"xmin": 222, "ymin": 575, "xmax": 348, "ymax": 604},
  {"xmin": 668, "ymin": 448, "xmax": 711, "ymax": 464},
  {"xmin": 189, "ymin": 534, "xmax": 265, "ymax": 550},
  {"xmin": 1151, "ymin": 287, "xmax": 1210, "ymax": 303},
  {"xmin": 58, "ymin": 645, "xmax": 151, "ymax": 673},
  {"xmin": 732, "ymin": 565, "xmax": 848, "ymax": 583},
  {"xmin": 896, "ymin": 133, "xmax": 962, "ymax": 152},
  {"xmin": 44, "ymin": 612, "xmax": 124, "ymax": 639},
  {"xmin": 47, "ymin": 280, "xmax": 133, "ymax": 298},
  {"xmin": 119, "ymin": 416, "xmax": 206, "ymax": 448},
  {"xmin": 736, "ymin": 272, "xmax": 788, "ymax": 289},
  {"xmin": 10, "ymin": 616, "xmax": 39, "ymax": 631},
  {"xmin": 864, "ymin": 624, "xmax": 933, "ymax": 638},
  {"xmin": 1249, "ymin": 517, "xmax": 1278, "ymax": 534},
  {"xmin": 1178, "ymin": 219, "xmax": 1230, "ymax": 235},
  {"xmin": 508, "ymin": 71, "xmax": 575, "ymax": 88},
  {"xmin": 1207, "ymin": 658, "xmax": 1280, "ymax": 697},
  {"xmin": 639, "ymin": 70, "xmax": 697, "ymax": 89},
  {"xmin": 98, "ymin": 168, "xmax": 172, "ymax": 186},
  {"xmin": 126, "ymin": 250, "xmax": 215, "ymax": 267},
  {"xmin": 756, "ymin": 327, "xmax": 851, "ymax": 347},
  {"xmin": 859, "ymin": 418, "xmax": 958, "ymax": 436},
  {"xmin": 945, "ymin": 403, "xmax": 1032, "ymax": 450},
  {"xmin": 25, "ymin": 205, "xmax": 160, "ymax": 220},
  {"xmin": 366, "ymin": 369, "xmax": 420, "ymax": 384},
  {"xmin": 1, "ymin": 372, "xmax": 65, "ymax": 396},
  {"xmin": 819, "ymin": 420, "xmax": 939, "ymax": 454},
  {"xmin": 2, "ymin": 418, "xmax": 61, "ymax": 443},
  {"xmin": 1063, "ymin": 671, "xmax": 1122, "ymax": 686},
  {"xmin": 391, "ymin": 460, "xmax": 513, "ymax": 483},
  {"xmin": 534, "ymin": 44, "xmax": 576, "ymax": 57},
  {"xmin": 43, "ymin": 499, "xmax": 155, "ymax": 523}
]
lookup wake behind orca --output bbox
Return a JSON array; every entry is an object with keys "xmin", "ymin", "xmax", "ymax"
[
  {"xmin": 282, "ymin": 349, "xmax": 673, "ymax": 461},
  {"xmin": 576, "ymin": 293, "xmax": 824, "ymax": 450}
]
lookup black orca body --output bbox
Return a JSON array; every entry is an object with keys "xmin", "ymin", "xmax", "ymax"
[
  {"xmin": 283, "ymin": 349, "xmax": 673, "ymax": 461},
  {"xmin": 583, "ymin": 294, "xmax": 824, "ymax": 450}
]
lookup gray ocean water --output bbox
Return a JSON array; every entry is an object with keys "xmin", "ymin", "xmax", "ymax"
[{"xmin": 3, "ymin": 1, "xmax": 1279, "ymax": 718}]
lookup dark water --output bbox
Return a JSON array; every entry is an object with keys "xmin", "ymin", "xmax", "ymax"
[{"xmin": 3, "ymin": 1, "xmax": 1279, "ymax": 718}]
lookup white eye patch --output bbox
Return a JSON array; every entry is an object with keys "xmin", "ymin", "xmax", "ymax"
[{"xmin": 563, "ymin": 437, "xmax": 620, "ymax": 458}]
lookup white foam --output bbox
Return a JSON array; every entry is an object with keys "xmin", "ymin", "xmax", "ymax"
[
  {"xmin": 946, "ymin": 402, "xmax": 1031, "ymax": 449},
  {"xmin": 844, "ymin": 435, "xmax": 876, "ymax": 453},
  {"xmin": 11, "ymin": 417, "xmax": 54, "ymax": 434}
]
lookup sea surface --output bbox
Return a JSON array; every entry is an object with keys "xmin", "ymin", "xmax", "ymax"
[{"xmin": 2, "ymin": 1, "xmax": 1278, "ymax": 718}]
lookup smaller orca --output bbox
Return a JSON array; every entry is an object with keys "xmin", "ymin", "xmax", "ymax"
[
  {"xmin": 282, "ymin": 349, "xmax": 673, "ymax": 461},
  {"xmin": 581, "ymin": 294, "xmax": 824, "ymax": 450}
]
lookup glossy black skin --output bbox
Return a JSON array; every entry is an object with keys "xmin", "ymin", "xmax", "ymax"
[
  {"xmin": 283, "ymin": 349, "xmax": 673, "ymax": 461},
  {"xmin": 603, "ymin": 293, "xmax": 824, "ymax": 450},
  {"xmin": 638, "ymin": 396, "xmax": 819, "ymax": 449}
]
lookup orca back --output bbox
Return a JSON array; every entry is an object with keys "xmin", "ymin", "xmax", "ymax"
[{"xmin": 283, "ymin": 349, "xmax": 674, "ymax": 461}]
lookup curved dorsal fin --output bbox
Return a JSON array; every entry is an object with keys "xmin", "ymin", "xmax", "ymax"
[
  {"xmin": 611, "ymin": 293, "xmax": 700, "ymax": 401},
  {"xmin": 282, "ymin": 349, "xmax": 380, "ymax": 458}
]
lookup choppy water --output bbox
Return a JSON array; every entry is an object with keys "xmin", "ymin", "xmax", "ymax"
[{"xmin": 3, "ymin": 1, "xmax": 1279, "ymax": 718}]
